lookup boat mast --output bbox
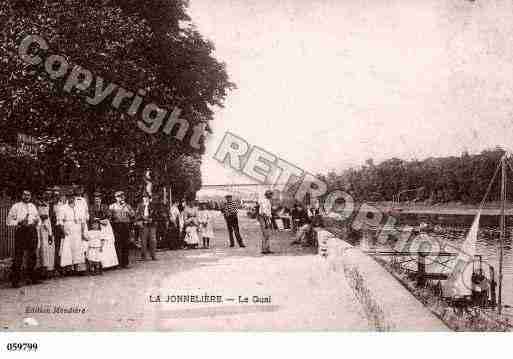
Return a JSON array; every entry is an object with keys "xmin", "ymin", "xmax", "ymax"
[{"xmin": 499, "ymin": 154, "xmax": 506, "ymax": 314}]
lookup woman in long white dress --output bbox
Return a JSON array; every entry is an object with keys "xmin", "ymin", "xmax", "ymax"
[
  {"xmin": 90, "ymin": 192, "xmax": 119, "ymax": 268},
  {"xmin": 58, "ymin": 194, "xmax": 85, "ymax": 274},
  {"xmin": 37, "ymin": 193, "xmax": 54, "ymax": 277}
]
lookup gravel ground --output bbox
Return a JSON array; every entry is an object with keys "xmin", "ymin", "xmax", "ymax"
[{"xmin": 0, "ymin": 214, "xmax": 369, "ymax": 331}]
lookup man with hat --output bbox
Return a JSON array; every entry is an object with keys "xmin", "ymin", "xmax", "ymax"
[
  {"xmin": 6, "ymin": 189, "xmax": 42, "ymax": 287},
  {"xmin": 135, "ymin": 193, "xmax": 159, "ymax": 261},
  {"xmin": 109, "ymin": 190, "xmax": 135, "ymax": 268},
  {"xmin": 90, "ymin": 191, "xmax": 109, "ymax": 221},
  {"xmin": 221, "ymin": 194, "xmax": 245, "ymax": 248},
  {"xmin": 257, "ymin": 190, "xmax": 274, "ymax": 254}
]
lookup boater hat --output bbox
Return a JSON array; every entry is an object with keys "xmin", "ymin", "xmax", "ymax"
[{"xmin": 114, "ymin": 191, "xmax": 125, "ymax": 197}]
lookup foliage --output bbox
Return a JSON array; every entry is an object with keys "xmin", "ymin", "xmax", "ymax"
[
  {"xmin": 318, "ymin": 147, "xmax": 507, "ymax": 204},
  {"xmin": 0, "ymin": 0, "xmax": 234, "ymax": 198}
]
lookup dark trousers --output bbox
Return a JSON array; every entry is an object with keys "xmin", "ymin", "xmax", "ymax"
[
  {"xmin": 140, "ymin": 225, "xmax": 157, "ymax": 260},
  {"xmin": 271, "ymin": 217, "xmax": 278, "ymax": 230},
  {"xmin": 112, "ymin": 222, "xmax": 130, "ymax": 267},
  {"xmin": 53, "ymin": 225, "xmax": 63, "ymax": 271},
  {"xmin": 168, "ymin": 221, "xmax": 181, "ymax": 249},
  {"xmin": 11, "ymin": 226, "xmax": 38, "ymax": 285},
  {"xmin": 225, "ymin": 215, "xmax": 244, "ymax": 246}
]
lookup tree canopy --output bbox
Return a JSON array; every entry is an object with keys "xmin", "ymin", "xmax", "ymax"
[
  {"xmin": 0, "ymin": 0, "xmax": 234, "ymax": 199},
  {"xmin": 317, "ymin": 147, "xmax": 507, "ymax": 205}
]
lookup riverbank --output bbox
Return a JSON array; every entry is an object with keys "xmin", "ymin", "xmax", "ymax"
[
  {"xmin": 319, "ymin": 223, "xmax": 512, "ymax": 331},
  {"xmin": 374, "ymin": 201, "xmax": 513, "ymax": 216},
  {"xmin": 316, "ymin": 229, "xmax": 447, "ymax": 331},
  {"xmin": 373, "ymin": 255, "xmax": 512, "ymax": 331}
]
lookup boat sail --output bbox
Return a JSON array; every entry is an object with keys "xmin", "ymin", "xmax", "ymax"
[
  {"xmin": 443, "ymin": 153, "xmax": 504, "ymax": 301},
  {"xmin": 443, "ymin": 212, "xmax": 481, "ymax": 297}
]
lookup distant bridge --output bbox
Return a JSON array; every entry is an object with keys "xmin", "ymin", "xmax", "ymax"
[{"xmin": 199, "ymin": 183, "xmax": 309, "ymax": 204}]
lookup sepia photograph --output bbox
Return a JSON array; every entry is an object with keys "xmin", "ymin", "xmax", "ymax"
[{"xmin": 1, "ymin": 0, "xmax": 513, "ymax": 351}]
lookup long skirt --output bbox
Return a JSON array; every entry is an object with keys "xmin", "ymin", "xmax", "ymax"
[
  {"xmin": 100, "ymin": 220, "xmax": 119, "ymax": 268},
  {"xmin": 60, "ymin": 222, "xmax": 85, "ymax": 267},
  {"xmin": 38, "ymin": 223, "xmax": 55, "ymax": 270}
]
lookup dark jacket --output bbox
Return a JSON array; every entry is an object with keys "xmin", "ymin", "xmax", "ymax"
[
  {"xmin": 135, "ymin": 202, "xmax": 164, "ymax": 227},
  {"xmin": 293, "ymin": 208, "xmax": 310, "ymax": 226}
]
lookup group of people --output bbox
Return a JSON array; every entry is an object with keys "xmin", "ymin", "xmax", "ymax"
[
  {"xmin": 6, "ymin": 188, "xmax": 143, "ymax": 288},
  {"xmin": 253, "ymin": 190, "xmax": 322, "ymax": 254},
  {"xmin": 5, "ymin": 186, "xmax": 321, "ymax": 288},
  {"xmin": 5, "ymin": 188, "xmax": 222, "ymax": 289}
]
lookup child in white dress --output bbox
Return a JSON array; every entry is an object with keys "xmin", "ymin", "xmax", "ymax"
[
  {"xmin": 85, "ymin": 220, "xmax": 105, "ymax": 275},
  {"xmin": 198, "ymin": 204, "xmax": 215, "ymax": 248}
]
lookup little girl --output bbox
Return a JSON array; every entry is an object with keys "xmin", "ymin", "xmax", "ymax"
[
  {"xmin": 198, "ymin": 204, "xmax": 215, "ymax": 248},
  {"xmin": 85, "ymin": 219, "xmax": 105, "ymax": 275}
]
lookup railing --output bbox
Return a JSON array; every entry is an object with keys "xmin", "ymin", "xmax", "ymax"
[{"xmin": 0, "ymin": 203, "xmax": 15, "ymax": 260}]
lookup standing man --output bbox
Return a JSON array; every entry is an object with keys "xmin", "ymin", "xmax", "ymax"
[
  {"xmin": 222, "ymin": 194, "xmax": 245, "ymax": 248},
  {"xmin": 257, "ymin": 190, "xmax": 274, "ymax": 255},
  {"xmin": 6, "ymin": 189, "xmax": 42, "ymax": 288},
  {"xmin": 109, "ymin": 191, "xmax": 135, "ymax": 268},
  {"xmin": 135, "ymin": 194, "xmax": 158, "ymax": 261}
]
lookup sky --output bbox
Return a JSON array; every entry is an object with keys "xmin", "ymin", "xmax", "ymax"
[{"xmin": 187, "ymin": 0, "xmax": 513, "ymax": 185}]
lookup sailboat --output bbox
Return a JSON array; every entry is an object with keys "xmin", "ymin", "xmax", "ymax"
[{"xmin": 443, "ymin": 152, "xmax": 508, "ymax": 313}]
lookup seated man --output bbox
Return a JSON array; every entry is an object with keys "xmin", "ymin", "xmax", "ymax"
[
  {"xmin": 291, "ymin": 204, "xmax": 312, "ymax": 246},
  {"xmin": 280, "ymin": 207, "xmax": 291, "ymax": 230},
  {"xmin": 290, "ymin": 204, "xmax": 301, "ymax": 232}
]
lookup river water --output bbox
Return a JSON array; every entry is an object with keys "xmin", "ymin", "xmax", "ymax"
[{"xmin": 362, "ymin": 224, "xmax": 513, "ymax": 309}]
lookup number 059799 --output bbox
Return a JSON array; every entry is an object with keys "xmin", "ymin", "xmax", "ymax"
[{"xmin": 6, "ymin": 343, "xmax": 38, "ymax": 351}]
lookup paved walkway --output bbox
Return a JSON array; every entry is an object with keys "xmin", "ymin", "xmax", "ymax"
[{"xmin": 0, "ymin": 214, "xmax": 369, "ymax": 331}]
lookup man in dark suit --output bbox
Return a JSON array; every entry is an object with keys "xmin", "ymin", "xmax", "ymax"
[
  {"xmin": 291, "ymin": 204, "xmax": 312, "ymax": 246},
  {"xmin": 135, "ymin": 193, "xmax": 160, "ymax": 261},
  {"xmin": 109, "ymin": 191, "xmax": 135, "ymax": 268}
]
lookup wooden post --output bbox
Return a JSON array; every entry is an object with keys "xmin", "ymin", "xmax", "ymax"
[
  {"xmin": 489, "ymin": 266, "xmax": 497, "ymax": 307},
  {"xmin": 499, "ymin": 156, "xmax": 506, "ymax": 314},
  {"xmin": 417, "ymin": 252, "xmax": 427, "ymax": 287}
]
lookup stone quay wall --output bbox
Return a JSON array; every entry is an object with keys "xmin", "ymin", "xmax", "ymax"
[{"xmin": 316, "ymin": 229, "xmax": 448, "ymax": 331}]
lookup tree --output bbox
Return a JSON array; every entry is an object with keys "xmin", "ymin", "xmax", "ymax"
[
  {"xmin": 0, "ymin": 0, "xmax": 234, "ymax": 198},
  {"xmin": 321, "ymin": 147, "xmax": 508, "ymax": 205}
]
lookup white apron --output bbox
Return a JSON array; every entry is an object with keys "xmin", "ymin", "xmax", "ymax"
[
  {"xmin": 58, "ymin": 205, "xmax": 85, "ymax": 267},
  {"xmin": 100, "ymin": 220, "xmax": 119, "ymax": 268}
]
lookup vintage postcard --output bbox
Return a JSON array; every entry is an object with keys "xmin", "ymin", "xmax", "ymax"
[{"xmin": 1, "ymin": 0, "xmax": 513, "ymax": 348}]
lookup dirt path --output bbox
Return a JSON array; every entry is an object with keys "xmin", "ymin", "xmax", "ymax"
[{"xmin": 0, "ymin": 214, "xmax": 369, "ymax": 331}]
